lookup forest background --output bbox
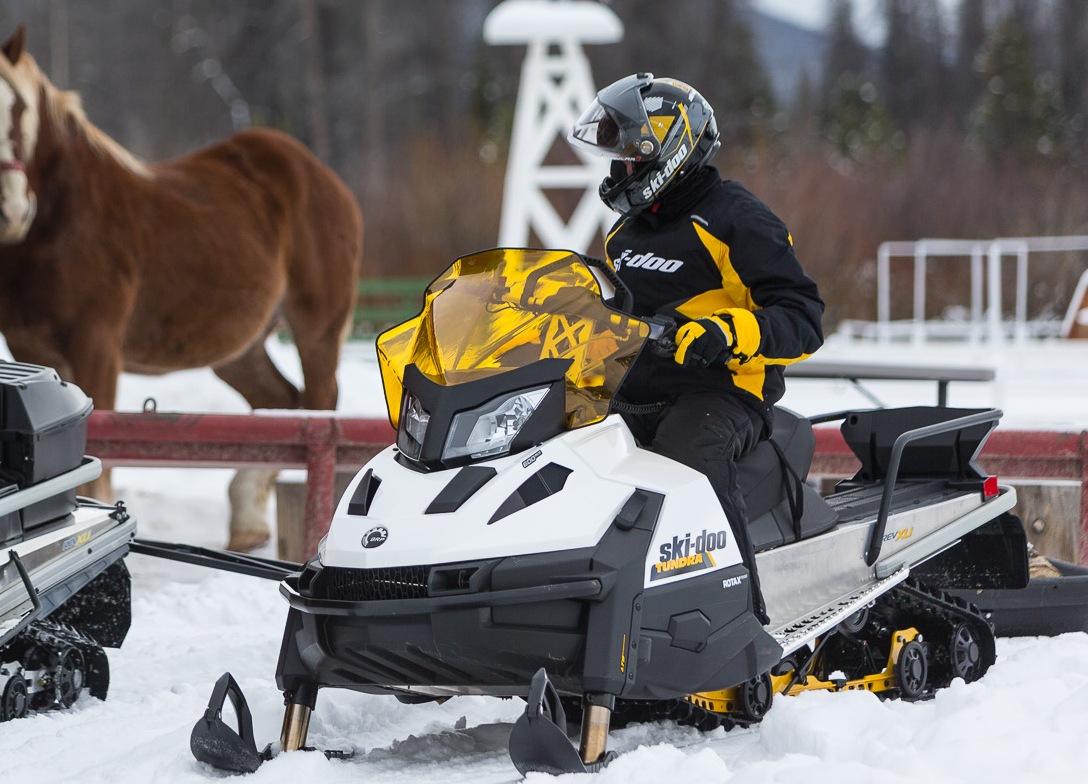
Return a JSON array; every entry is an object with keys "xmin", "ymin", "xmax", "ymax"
[{"xmin": 2, "ymin": 0, "xmax": 1086, "ymax": 330}]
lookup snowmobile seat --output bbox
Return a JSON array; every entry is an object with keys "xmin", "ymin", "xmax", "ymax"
[{"xmin": 739, "ymin": 407, "xmax": 838, "ymax": 552}]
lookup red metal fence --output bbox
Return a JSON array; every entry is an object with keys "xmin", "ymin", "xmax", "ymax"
[
  {"xmin": 87, "ymin": 411, "xmax": 394, "ymax": 557},
  {"xmin": 88, "ymin": 412, "xmax": 1088, "ymax": 563}
]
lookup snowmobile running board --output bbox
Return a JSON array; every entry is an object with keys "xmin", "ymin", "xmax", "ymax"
[{"xmin": 771, "ymin": 567, "xmax": 910, "ymax": 656}]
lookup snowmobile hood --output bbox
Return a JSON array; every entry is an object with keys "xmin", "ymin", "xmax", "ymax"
[{"xmin": 375, "ymin": 248, "xmax": 650, "ymax": 431}]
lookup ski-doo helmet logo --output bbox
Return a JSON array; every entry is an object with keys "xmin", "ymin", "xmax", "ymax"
[
  {"xmin": 642, "ymin": 142, "xmax": 688, "ymax": 200},
  {"xmin": 362, "ymin": 526, "xmax": 389, "ymax": 549},
  {"xmin": 651, "ymin": 528, "xmax": 729, "ymax": 581},
  {"xmin": 615, "ymin": 248, "xmax": 684, "ymax": 274}
]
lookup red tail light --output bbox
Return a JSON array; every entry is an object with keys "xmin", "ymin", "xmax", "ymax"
[{"xmin": 982, "ymin": 475, "xmax": 999, "ymax": 499}]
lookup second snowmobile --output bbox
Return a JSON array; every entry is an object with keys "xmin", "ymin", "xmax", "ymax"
[
  {"xmin": 190, "ymin": 248, "xmax": 1027, "ymax": 775},
  {"xmin": 1, "ymin": 361, "xmax": 136, "ymax": 722}
]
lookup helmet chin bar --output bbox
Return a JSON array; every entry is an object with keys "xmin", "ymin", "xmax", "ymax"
[{"xmin": 599, "ymin": 133, "xmax": 720, "ymax": 217}]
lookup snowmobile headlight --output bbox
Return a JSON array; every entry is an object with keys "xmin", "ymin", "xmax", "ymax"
[
  {"xmin": 397, "ymin": 393, "xmax": 430, "ymax": 460},
  {"xmin": 315, "ymin": 534, "xmax": 328, "ymax": 564},
  {"xmin": 443, "ymin": 387, "xmax": 550, "ymax": 461}
]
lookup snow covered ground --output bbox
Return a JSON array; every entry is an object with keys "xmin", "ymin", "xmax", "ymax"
[{"xmin": 2, "ymin": 335, "xmax": 1087, "ymax": 783}]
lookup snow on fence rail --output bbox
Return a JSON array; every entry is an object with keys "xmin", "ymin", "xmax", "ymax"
[
  {"xmin": 87, "ymin": 411, "xmax": 1088, "ymax": 564},
  {"xmin": 864, "ymin": 235, "xmax": 1088, "ymax": 344}
]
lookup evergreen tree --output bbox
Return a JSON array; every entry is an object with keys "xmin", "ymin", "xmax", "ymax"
[
  {"xmin": 953, "ymin": 0, "xmax": 987, "ymax": 130},
  {"xmin": 702, "ymin": 0, "xmax": 776, "ymax": 149},
  {"xmin": 880, "ymin": 0, "xmax": 949, "ymax": 133},
  {"xmin": 818, "ymin": 0, "xmax": 892, "ymax": 161},
  {"xmin": 969, "ymin": 14, "xmax": 1068, "ymax": 163},
  {"xmin": 1055, "ymin": 0, "xmax": 1087, "ymax": 162}
]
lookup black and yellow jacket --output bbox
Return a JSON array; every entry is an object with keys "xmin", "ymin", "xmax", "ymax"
[{"xmin": 605, "ymin": 166, "xmax": 825, "ymax": 424}]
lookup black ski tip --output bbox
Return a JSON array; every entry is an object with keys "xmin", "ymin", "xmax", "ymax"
[
  {"xmin": 509, "ymin": 668, "xmax": 598, "ymax": 777},
  {"xmin": 190, "ymin": 672, "xmax": 265, "ymax": 774}
]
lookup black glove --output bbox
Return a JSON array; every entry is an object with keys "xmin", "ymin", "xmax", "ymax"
[{"xmin": 673, "ymin": 316, "xmax": 734, "ymax": 368}]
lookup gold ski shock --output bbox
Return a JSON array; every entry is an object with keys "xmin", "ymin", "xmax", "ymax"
[{"xmin": 280, "ymin": 702, "xmax": 312, "ymax": 752}]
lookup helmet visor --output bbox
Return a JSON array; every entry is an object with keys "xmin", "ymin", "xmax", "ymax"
[{"xmin": 568, "ymin": 73, "xmax": 658, "ymax": 161}]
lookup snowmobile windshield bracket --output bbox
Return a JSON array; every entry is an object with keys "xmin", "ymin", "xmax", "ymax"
[
  {"xmin": 866, "ymin": 408, "xmax": 1003, "ymax": 566},
  {"xmin": 581, "ymin": 254, "xmax": 634, "ymax": 313}
]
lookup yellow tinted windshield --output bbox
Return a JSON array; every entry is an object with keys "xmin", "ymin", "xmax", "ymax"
[{"xmin": 377, "ymin": 248, "xmax": 650, "ymax": 430}]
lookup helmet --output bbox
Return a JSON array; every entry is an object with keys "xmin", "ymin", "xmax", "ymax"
[{"xmin": 568, "ymin": 73, "xmax": 720, "ymax": 215}]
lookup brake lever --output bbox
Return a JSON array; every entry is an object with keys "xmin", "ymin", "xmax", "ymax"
[{"xmin": 645, "ymin": 316, "xmax": 678, "ymax": 359}]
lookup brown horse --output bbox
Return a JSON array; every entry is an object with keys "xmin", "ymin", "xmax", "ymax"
[{"xmin": 0, "ymin": 26, "xmax": 363, "ymax": 551}]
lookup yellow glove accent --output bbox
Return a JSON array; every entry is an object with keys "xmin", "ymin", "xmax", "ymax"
[{"xmin": 674, "ymin": 316, "xmax": 734, "ymax": 368}]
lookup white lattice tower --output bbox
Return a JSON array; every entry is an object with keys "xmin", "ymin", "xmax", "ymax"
[{"xmin": 484, "ymin": 0, "xmax": 623, "ymax": 248}]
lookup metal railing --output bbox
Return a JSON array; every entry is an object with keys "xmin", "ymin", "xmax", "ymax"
[{"xmin": 871, "ymin": 235, "xmax": 1088, "ymax": 344}]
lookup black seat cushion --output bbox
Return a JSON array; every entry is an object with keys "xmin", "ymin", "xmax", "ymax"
[{"xmin": 738, "ymin": 407, "xmax": 839, "ymax": 551}]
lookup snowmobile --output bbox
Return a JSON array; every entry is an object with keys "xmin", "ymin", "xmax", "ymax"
[
  {"xmin": 1, "ymin": 361, "xmax": 136, "ymax": 721},
  {"xmin": 189, "ymin": 248, "xmax": 1028, "ymax": 775}
]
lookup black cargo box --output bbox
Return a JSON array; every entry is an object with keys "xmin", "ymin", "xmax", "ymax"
[{"xmin": 0, "ymin": 361, "xmax": 93, "ymax": 541}]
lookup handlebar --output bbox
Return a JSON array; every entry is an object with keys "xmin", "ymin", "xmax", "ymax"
[{"xmin": 578, "ymin": 254, "xmax": 677, "ymax": 359}]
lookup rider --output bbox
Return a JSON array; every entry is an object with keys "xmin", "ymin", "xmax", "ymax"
[{"xmin": 568, "ymin": 73, "xmax": 825, "ymax": 625}]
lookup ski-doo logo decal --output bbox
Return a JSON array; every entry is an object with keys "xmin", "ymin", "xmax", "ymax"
[
  {"xmin": 651, "ymin": 528, "xmax": 729, "ymax": 581},
  {"xmin": 883, "ymin": 527, "xmax": 914, "ymax": 543},
  {"xmin": 615, "ymin": 248, "xmax": 684, "ymax": 274},
  {"xmin": 362, "ymin": 526, "xmax": 389, "ymax": 549},
  {"xmin": 522, "ymin": 449, "xmax": 543, "ymax": 469},
  {"xmin": 642, "ymin": 142, "xmax": 689, "ymax": 201}
]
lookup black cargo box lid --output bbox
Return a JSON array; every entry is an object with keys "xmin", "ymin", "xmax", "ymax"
[{"xmin": 0, "ymin": 361, "xmax": 93, "ymax": 436}]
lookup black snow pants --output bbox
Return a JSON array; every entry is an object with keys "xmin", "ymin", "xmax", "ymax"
[{"xmin": 621, "ymin": 392, "xmax": 769, "ymax": 625}]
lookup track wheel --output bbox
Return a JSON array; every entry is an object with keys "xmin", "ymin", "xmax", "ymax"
[
  {"xmin": 738, "ymin": 674, "xmax": 774, "ymax": 722},
  {"xmin": 838, "ymin": 607, "xmax": 869, "ymax": 637},
  {"xmin": 949, "ymin": 623, "xmax": 983, "ymax": 683},
  {"xmin": 2, "ymin": 676, "xmax": 30, "ymax": 721},
  {"xmin": 895, "ymin": 640, "xmax": 928, "ymax": 699},
  {"xmin": 54, "ymin": 648, "xmax": 86, "ymax": 708}
]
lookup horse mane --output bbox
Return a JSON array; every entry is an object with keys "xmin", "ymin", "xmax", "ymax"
[{"xmin": 1, "ymin": 49, "xmax": 151, "ymax": 178}]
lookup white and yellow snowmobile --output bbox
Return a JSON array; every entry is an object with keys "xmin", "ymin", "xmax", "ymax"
[{"xmin": 189, "ymin": 248, "xmax": 1027, "ymax": 775}]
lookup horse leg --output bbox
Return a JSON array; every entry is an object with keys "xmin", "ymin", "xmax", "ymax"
[
  {"xmin": 213, "ymin": 339, "xmax": 302, "ymax": 552},
  {"xmin": 292, "ymin": 328, "xmax": 344, "ymax": 411},
  {"xmin": 69, "ymin": 342, "xmax": 125, "ymax": 504}
]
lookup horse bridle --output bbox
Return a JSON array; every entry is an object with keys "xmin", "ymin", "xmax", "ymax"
[{"xmin": 1, "ymin": 78, "xmax": 28, "ymax": 173}]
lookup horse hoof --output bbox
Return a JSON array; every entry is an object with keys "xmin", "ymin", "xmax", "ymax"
[{"xmin": 226, "ymin": 531, "xmax": 271, "ymax": 553}]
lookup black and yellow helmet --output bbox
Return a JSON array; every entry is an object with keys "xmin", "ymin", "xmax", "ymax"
[{"xmin": 568, "ymin": 73, "xmax": 720, "ymax": 216}]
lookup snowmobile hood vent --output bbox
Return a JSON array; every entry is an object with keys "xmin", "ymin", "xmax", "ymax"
[{"xmin": 488, "ymin": 463, "xmax": 573, "ymax": 525}]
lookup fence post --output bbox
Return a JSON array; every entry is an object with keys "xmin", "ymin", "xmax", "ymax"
[
  {"xmin": 302, "ymin": 418, "xmax": 340, "ymax": 559},
  {"xmin": 1080, "ymin": 431, "xmax": 1088, "ymax": 566}
]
